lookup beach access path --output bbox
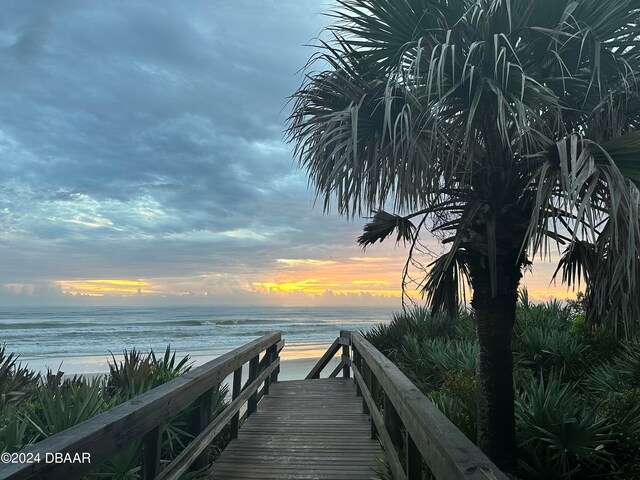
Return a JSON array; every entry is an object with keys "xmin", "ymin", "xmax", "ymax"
[{"xmin": 207, "ymin": 378, "xmax": 381, "ymax": 479}]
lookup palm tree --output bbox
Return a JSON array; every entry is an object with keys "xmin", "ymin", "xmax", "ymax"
[{"xmin": 287, "ymin": 0, "xmax": 640, "ymax": 470}]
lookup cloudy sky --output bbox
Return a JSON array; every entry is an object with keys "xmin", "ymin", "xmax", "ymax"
[{"xmin": 0, "ymin": 0, "xmax": 568, "ymax": 306}]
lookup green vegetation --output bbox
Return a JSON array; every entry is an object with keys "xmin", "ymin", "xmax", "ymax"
[
  {"xmin": 287, "ymin": 0, "xmax": 640, "ymax": 469},
  {"xmin": 0, "ymin": 346, "xmax": 229, "ymax": 479},
  {"xmin": 364, "ymin": 297, "xmax": 640, "ymax": 479}
]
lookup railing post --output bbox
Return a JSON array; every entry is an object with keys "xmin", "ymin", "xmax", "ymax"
[
  {"xmin": 230, "ymin": 366, "xmax": 242, "ymax": 439},
  {"xmin": 142, "ymin": 425, "xmax": 162, "ymax": 480},
  {"xmin": 370, "ymin": 372, "xmax": 379, "ymax": 440},
  {"xmin": 247, "ymin": 354, "xmax": 260, "ymax": 416},
  {"xmin": 271, "ymin": 343, "xmax": 280, "ymax": 384},
  {"xmin": 264, "ymin": 344, "xmax": 276, "ymax": 395},
  {"xmin": 384, "ymin": 393, "xmax": 403, "ymax": 456},
  {"xmin": 190, "ymin": 387, "xmax": 214, "ymax": 470},
  {"xmin": 362, "ymin": 362, "xmax": 371, "ymax": 415},
  {"xmin": 342, "ymin": 342, "xmax": 350, "ymax": 378},
  {"xmin": 406, "ymin": 432, "xmax": 423, "ymax": 480},
  {"xmin": 353, "ymin": 348, "xmax": 362, "ymax": 397}
]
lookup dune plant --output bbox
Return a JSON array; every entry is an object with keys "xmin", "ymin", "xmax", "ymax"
[
  {"xmin": 365, "ymin": 300, "xmax": 640, "ymax": 478},
  {"xmin": 22, "ymin": 371, "xmax": 109, "ymax": 439},
  {"xmin": 91, "ymin": 442, "xmax": 142, "ymax": 480},
  {"xmin": 424, "ymin": 339, "xmax": 476, "ymax": 375},
  {"xmin": 0, "ymin": 408, "xmax": 32, "ymax": 454},
  {"xmin": 516, "ymin": 371, "xmax": 617, "ymax": 479},
  {"xmin": 612, "ymin": 341, "xmax": 640, "ymax": 386},
  {"xmin": 516, "ymin": 329, "xmax": 587, "ymax": 378},
  {"xmin": 0, "ymin": 345, "xmax": 37, "ymax": 410},
  {"xmin": 106, "ymin": 345, "xmax": 192, "ymax": 401},
  {"xmin": 0, "ymin": 344, "xmax": 230, "ymax": 480}
]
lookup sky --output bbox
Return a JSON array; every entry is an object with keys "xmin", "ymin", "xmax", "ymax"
[{"xmin": 0, "ymin": 0, "xmax": 572, "ymax": 307}]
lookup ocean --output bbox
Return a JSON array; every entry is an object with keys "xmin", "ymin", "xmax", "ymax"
[{"xmin": 0, "ymin": 305, "xmax": 396, "ymax": 375}]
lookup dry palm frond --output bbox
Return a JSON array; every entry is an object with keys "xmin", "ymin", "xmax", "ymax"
[{"xmin": 357, "ymin": 209, "xmax": 416, "ymax": 246}]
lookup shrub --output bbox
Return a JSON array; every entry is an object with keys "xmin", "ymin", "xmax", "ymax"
[
  {"xmin": 0, "ymin": 345, "xmax": 38, "ymax": 410},
  {"xmin": 612, "ymin": 342, "xmax": 640, "ymax": 387},
  {"xmin": 429, "ymin": 370, "xmax": 476, "ymax": 441},
  {"xmin": 515, "ymin": 372, "xmax": 617, "ymax": 479},
  {"xmin": 0, "ymin": 408, "xmax": 32, "ymax": 454},
  {"xmin": 364, "ymin": 300, "xmax": 640, "ymax": 479},
  {"xmin": 515, "ymin": 329, "xmax": 587, "ymax": 377},
  {"xmin": 424, "ymin": 339, "xmax": 476, "ymax": 375},
  {"xmin": 106, "ymin": 346, "xmax": 192, "ymax": 401},
  {"xmin": 22, "ymin": 372, "xmax": 110, "ymax": 439}
]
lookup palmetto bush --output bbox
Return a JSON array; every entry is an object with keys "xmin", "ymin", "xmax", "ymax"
[
  {"xmin": 106, "ymin": 345, "xmax": 193, "ymax": 401},
  {"xmin": 515, "ymin": 329, "xmax": 588, "ymax": 378},
  {"xmin": 365, "ymin": 307, "xmax": 458, "ymax": 361},
  {"xmin": 22, "ymin": 372, "xmax": 110, "ymax": 439},
  {"xmin": 0, "ymin": 346, "xmax": 230, "ymax": 479},
  {"xmin": 612, "ymin": 342, "xmax": 640, "ymax": 386},
  {"xmin": 423, "ymin": 339, "xmax": 476, "ymax": 375},
  {"xmin": 516, "ymin": 371, "xmax": 617, "ymax": 479},
  {"xmin": 584, "ymin": 363, "xmax": 622, "ymax": 395},
  {"xmin": 0, "ymin": 408, "xmax": 32, "ymax": 454},
  {"xmin": 364, "ymin": 299, "xmax": 640, "ymax": 478},
  {"xmin": 0, "ymin": 345, "xmax": 38, "ymax": 410}
]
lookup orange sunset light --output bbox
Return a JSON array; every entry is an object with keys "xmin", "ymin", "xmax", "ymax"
[
  {"xmin": 58, "ymin": 279, "xmax": 157, "ymax": 296},
  {"xmin": 253, "ymin": 257, "xmax": 404, "ymax": 297}
]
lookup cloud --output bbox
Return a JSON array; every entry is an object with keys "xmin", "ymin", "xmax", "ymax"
[{"xmin": 0, "ymin": 1, "xmax": 570, "ymax": 307}]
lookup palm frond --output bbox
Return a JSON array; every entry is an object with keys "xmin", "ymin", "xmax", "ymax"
[
  {"xmin": 421, "ymin": 248, "xmax": 471, "ymax": 316},
  {"xmin": 553, "ymin": 240, "xmax": 598, "ymax": 290},
  {"xmin": 288, "ymin": 0, "xmax": 640, "ymax": 334},
  {"xmin": 357, "ymin": 209, "xmax": 416, "ymax": 246}
]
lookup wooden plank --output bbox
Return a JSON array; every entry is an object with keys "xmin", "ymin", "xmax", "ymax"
[
  {"xmin": 207, "ymin": 378, "xmax": 382, "ymax": 480},
  {"xmin": 264, "ymin": 344, "xmax": 277, "ymax": 395},
  {"xmin": 352, "ymin": 363, "xmax": 406, "ymax": 480},
  {"xmin": 340, "ymin": 330, "xmax": 353, "ymax": 341},
  {"xmin": 157, "ymin": 359, "xmax": 280, "ymax": 480},
  {"xmin": 230, "ymin": 366, "xmax": 242, "ymax": 439},
  {"xmin": 141, "ymin": 425, "xmax": 161, "ymax": 480},
  {"xmin": 190, "ymin": 387, "xmax": 215, "ymax": 470},
  {"xmin": 352, "ymin": 333, "xmax": 508, "ymax": 480},
  {"xmin": 328, "ymin": 360, "xmax": 345, "ymax": 378},
  {"xmin": 305, "ymin": 339, "xmax": 340, "ymax": 379},
  {"xmin": 342, "ymin": 345, "xmax": 351, "ymax": 378},
  {"xmin": 0, "ymin": 331, "xmax": 282, "ymax": 480},
  {"xmin": 247, "ymin": 355, "xmax": 259, "ymax": 415}
]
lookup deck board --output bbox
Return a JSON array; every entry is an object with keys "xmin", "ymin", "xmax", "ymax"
[{"xmin": 207, "ymin": 378, "xmax": 381, "ymax": 480}]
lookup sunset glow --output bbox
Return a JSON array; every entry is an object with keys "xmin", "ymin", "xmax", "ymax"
[
  {"xmin": 0, "ymin": 3, "xmax": 581, "ymax": 308},
  {"xmin": 253, "ymin": 255, "xmax": 404, "ymax": 298},
  {"xmin": 58, "ymin": 279, "xmax": 157, "ymax": 296},
  {"xmin": 48, "ymin": 251, "xmax": 577, "ymax": 304}
]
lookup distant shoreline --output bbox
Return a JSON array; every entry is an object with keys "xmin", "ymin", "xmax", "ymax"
[{"xmin": 20, "ymin": 342, "xmax": 339, "ymax": 382}]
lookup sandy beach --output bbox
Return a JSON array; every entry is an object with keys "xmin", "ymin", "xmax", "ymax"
[{"xmin": 21, "ymin": 342, "xmax": 343, "ymax": 382}]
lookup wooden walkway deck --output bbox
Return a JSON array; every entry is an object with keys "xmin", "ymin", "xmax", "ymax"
[
  {"xmin": 1, "ymin": 331, "xmax": 507, "ymax": 480},
  {"xmin": 207, "ymin": 378, "xmax": 381, "ymax": 480}
]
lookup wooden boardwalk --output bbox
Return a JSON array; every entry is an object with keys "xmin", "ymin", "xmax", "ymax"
[
  {"xmin": 1, "ymin": 331, "xmax": 507, "ymax": 480},
  {"xmin": 207, "ymin": 378, "xmax": 381, "ymax": 480}
]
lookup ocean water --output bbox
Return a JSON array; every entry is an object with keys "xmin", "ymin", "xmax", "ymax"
[{"xmin": 0, "ymin": 305, "xmax": 396, "ymax": 374}]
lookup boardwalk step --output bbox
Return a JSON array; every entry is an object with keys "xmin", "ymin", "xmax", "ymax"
[{"xmin": 207, "ymin": 378, "xmax": 381, "ymax": 480}]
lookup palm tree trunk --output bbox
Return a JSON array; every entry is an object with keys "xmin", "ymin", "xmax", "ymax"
[{"xmin": 469, "ymin": 254, "xmax": 522, "ymax": 471}]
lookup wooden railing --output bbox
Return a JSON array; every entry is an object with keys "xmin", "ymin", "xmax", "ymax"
[
  {"xmin": 0, "ymin": 331, "xmax": 283, "ymax": 480},
  {"xmin": 309, "ymin": 330, "xmax": 508, "ymax": 480}
]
